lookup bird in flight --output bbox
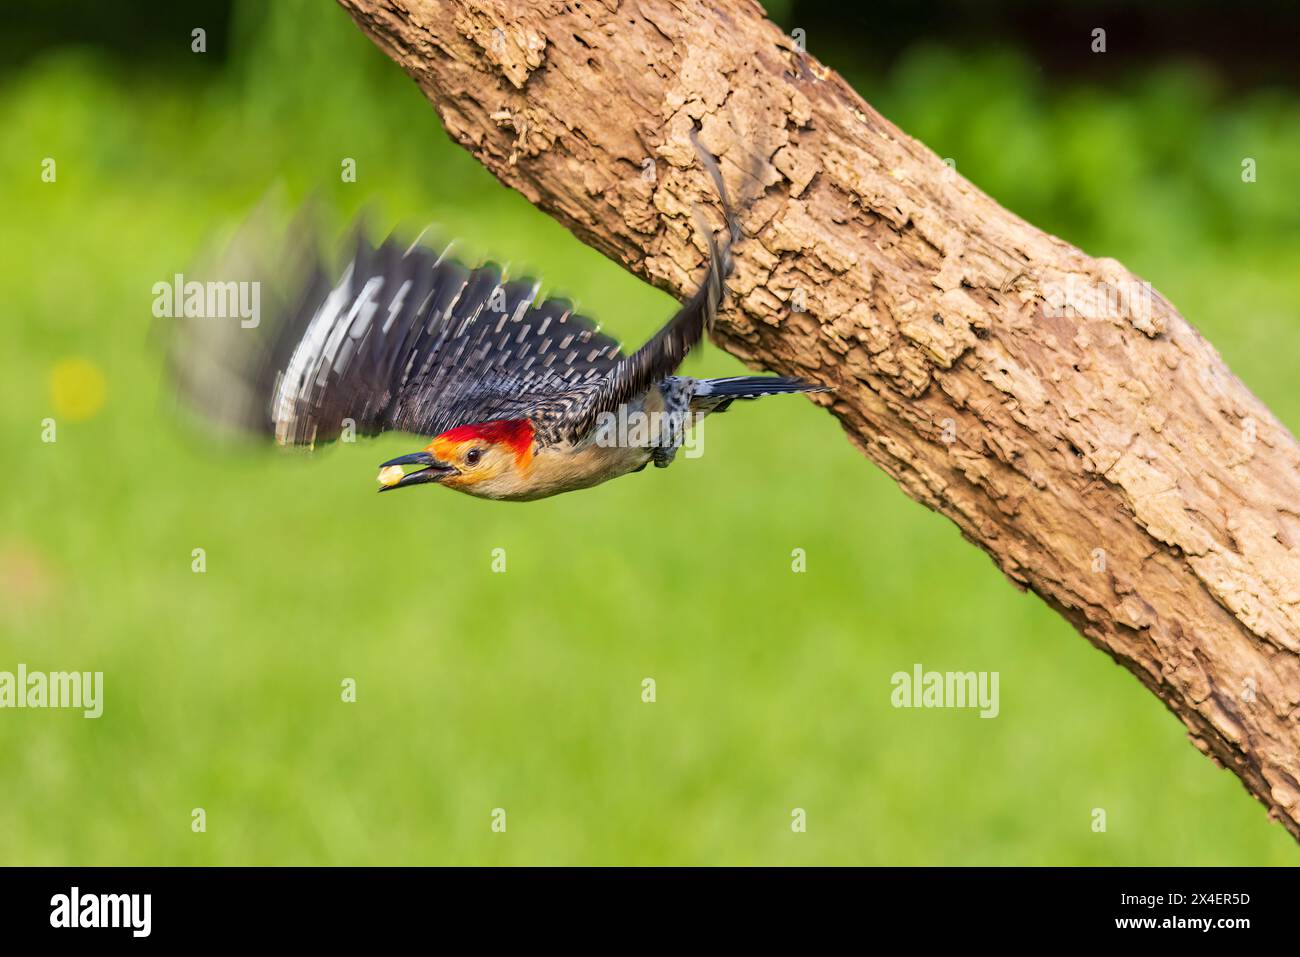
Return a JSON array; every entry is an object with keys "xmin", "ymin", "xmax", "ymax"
[{"xmin": 168, "ymin": 137, "xmax": 824, "ymax": 501}]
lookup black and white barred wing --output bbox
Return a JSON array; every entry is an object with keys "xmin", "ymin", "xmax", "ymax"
[{"xmin": 168, "ymin": 223, "xmax": 624, "ymax": 446}]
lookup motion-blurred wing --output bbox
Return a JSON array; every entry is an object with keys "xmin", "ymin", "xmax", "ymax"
[{"xmin": 168, "ymin": 221, "xmax": 624, "ymax": 446}]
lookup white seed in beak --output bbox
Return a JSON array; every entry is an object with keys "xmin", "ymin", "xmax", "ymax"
[{"xmin": 377, "ymin": 465, "xmax": 405, "ymax": 487}]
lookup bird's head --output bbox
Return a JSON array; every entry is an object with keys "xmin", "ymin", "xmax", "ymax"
[{"xmin": 376, "ymin": 419, "xmax": 536, "ymax": 498}]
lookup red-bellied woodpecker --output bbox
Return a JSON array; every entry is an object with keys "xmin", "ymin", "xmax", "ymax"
[{"xmin": 168, "ymin": 134, "xmax": 826, "ymax": 501}]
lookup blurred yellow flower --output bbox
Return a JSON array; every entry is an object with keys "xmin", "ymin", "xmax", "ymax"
[{"xmin": 50, "ymin": 357, "xmax": 107, "ymax": 422}]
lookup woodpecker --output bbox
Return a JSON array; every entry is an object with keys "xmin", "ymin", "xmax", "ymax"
[{"xmin": 169, "ymin": 136, "xmax": 825, "ymax": 501}]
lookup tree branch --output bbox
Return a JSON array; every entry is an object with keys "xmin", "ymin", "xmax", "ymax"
[{"xmin": 337, "ymin": 0, "xmax": 1300, "ymax": 840}]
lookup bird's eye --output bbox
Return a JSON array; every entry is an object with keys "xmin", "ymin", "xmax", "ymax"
[{"xmin": 465, "ymin": 448, "xmax": 483, "ymax": 466}]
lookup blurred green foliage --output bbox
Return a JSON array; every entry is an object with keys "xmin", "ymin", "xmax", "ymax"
[{"xmin": 0, "ymin": 1, "xmax": 1296, "ymax": 864}]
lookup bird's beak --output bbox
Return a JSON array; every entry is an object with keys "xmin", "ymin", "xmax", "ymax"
[{"xmin": 376, "ymin": 451, "xmax": 456, "ymax": 492}]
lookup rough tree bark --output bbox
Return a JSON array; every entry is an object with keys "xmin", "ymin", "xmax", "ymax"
[{"xmin": 337, "ymin": 0, "xmax": 1300, "ymax": 840}]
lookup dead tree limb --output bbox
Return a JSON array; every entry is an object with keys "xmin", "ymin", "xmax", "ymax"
[{"xmin": 337, "ymin": 0, "xmax": 1300, "ymax": 840}]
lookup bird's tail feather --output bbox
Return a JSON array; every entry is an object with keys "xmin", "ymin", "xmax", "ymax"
[{"xmin": 691, "ymin": 375, "xmax": 827, "ymax": 413}]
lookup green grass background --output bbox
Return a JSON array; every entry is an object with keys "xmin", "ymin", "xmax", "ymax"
[{"xmin": 1, "ymin": 1, "xmax": 1298, "ymax": 864}]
